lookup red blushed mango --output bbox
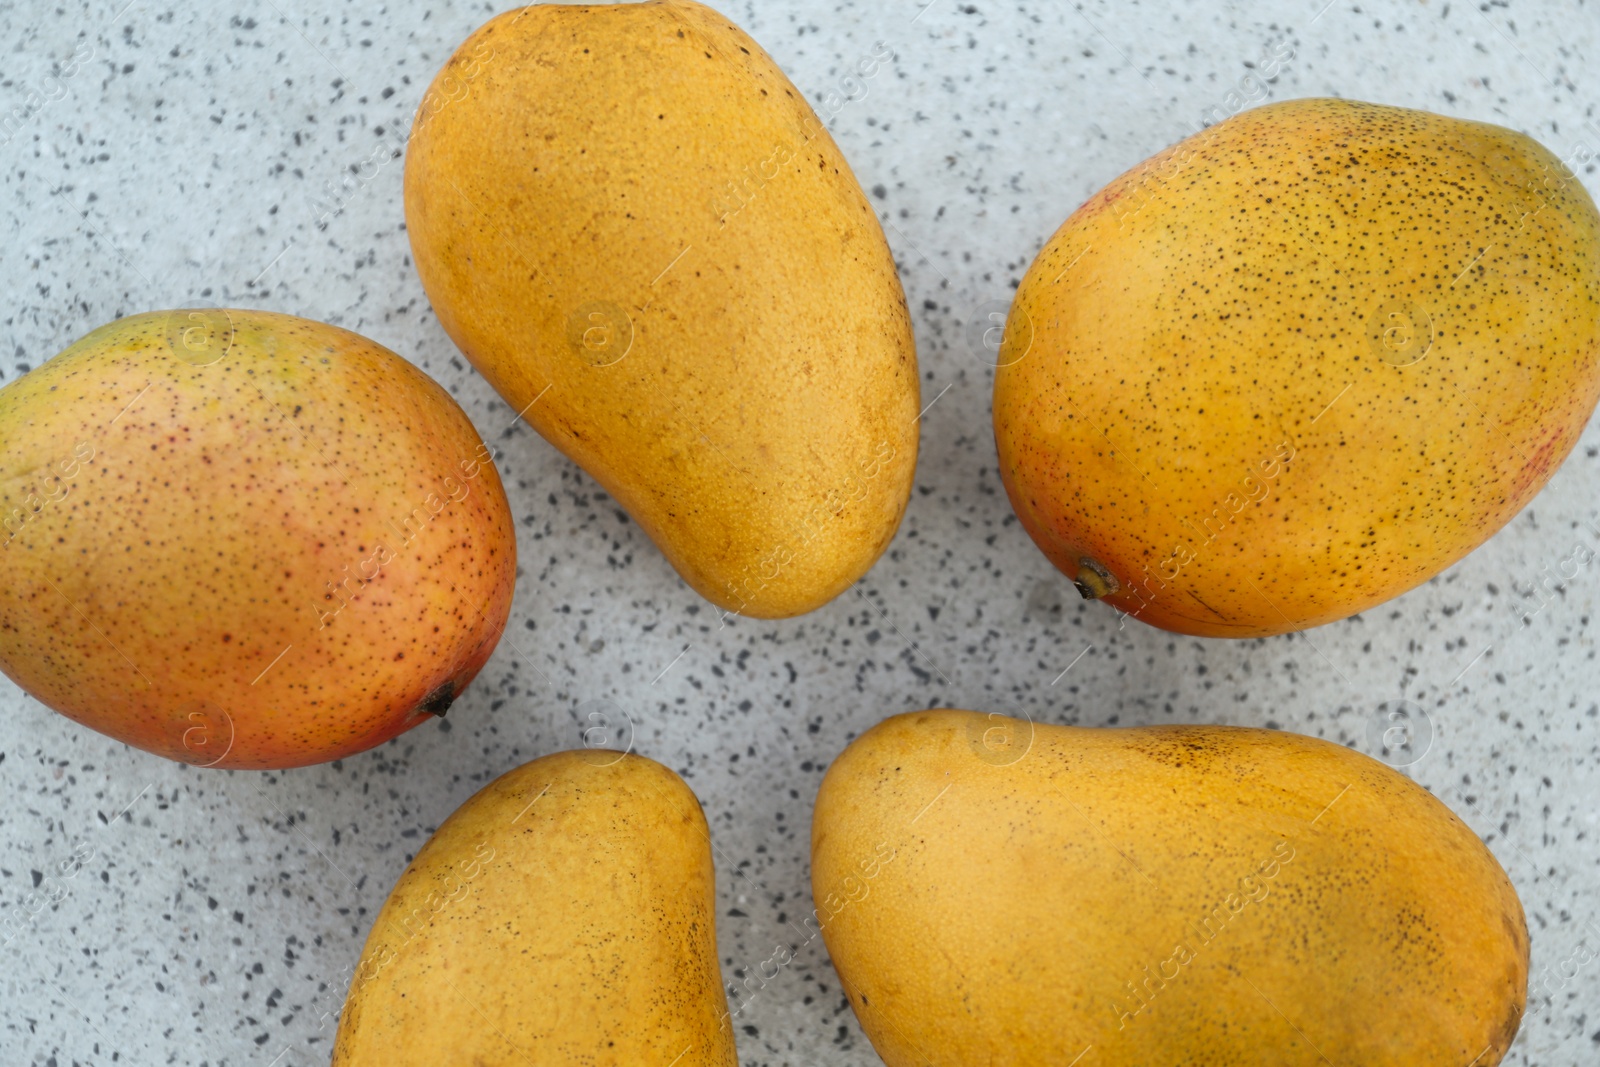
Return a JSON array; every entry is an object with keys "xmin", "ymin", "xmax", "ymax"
[
  {"xmin": 994, "ymin": 98, "xmax": 1600, "ymax": 637},
  {"xmin": 0, "ymin": 309, "xmax": 516, "ymax": 769}
]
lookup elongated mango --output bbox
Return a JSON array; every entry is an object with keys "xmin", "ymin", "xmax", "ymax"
[
  {"xmin": 812, "ymin": 709, "xmax": 1528, "ymax": 1066},
  {"xmin": 405, "ymin": 0, "xmax": 919, "ymax": 619}
]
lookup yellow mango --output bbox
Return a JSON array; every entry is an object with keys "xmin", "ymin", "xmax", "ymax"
[
  {"xmin": 404, "ymin": 0, "xmax": 918, "ymax": 619},
  {"xmin": 0, "ymin": 309, "xmax": 515, "ymax": 768},
  {"xmin": 332, "ymin": 750, "xmax": 738, "ymax": 1066},
  {"xmin": 994, "ymin": 98, "xmax": 1600, "ymax": 636},
  {"xmin": 812, "ymin": 709, "xmax": 1528, "ymax": 1066}
]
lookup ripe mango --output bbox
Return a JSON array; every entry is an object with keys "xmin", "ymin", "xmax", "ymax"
[
  {"xmin": 404, "ymin": 0, "xmax": 919, "ymax": 619},
  {"xmin": 332, "ymin": 750, "xmax": 738, "ymax": 1066},
  {"xmin": 811, "ymin": 709, "xmax": 1528, "ymax": 1066},
  {"xmin": 994, "ymin": 98, "xmax": 1600, "ymax": 636},
  {"xmin": 0, "ymin": 309, "xmax": 515, "ymax": 769}
]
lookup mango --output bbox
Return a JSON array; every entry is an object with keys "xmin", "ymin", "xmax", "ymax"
[
  {"xmin": 332, "ymin": 750, "xmax": 738, "ymax": 1066},
  {"xmin": 404, "ymin": 0, "xmax": 918, "ymax": 619},
  {"xmin": 812, "ymin": 709, "xmax": 1528, "ymax": 1066},
  {"xmin": 994, "ymin": 98, "xmax": 1600, "ymax": 636},
  {"xmin": 0, "ymin": 309, "xmax": 515, "ymax": 769}
]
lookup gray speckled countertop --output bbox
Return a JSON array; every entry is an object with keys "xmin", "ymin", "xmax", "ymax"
[{"xmin": 2, "ymin": 1, "xmax": 1599, "ymax": 1065}]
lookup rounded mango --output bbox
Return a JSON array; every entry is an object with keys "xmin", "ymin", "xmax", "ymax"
[
  {"xmin": 0, "ymin": 309, "xmax": 515, "ymax": 768},
  {"xmin": 995, "ymin": 98, "xmax": 1600, "ymax": 636}
]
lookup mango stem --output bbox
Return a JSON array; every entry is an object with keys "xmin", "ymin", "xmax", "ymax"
[{"xmin": 1073, "ymin": 557, "xmax": 1121, "ymax": 601}]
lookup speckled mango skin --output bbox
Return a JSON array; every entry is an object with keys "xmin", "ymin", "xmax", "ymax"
[
  {"xmin": 404, "ymin": 0, "xmax": 919, "ymax": 620},
  {"xmin": 811, "ymin": 709, "xmax": 1528, "ymax": 1067},
  {"xmin": 995, "ymin": 98, "xmax": 1600, "ymax": 637},
  {"xmin": 0, "ymin": 310, "xmax": 515, "ymax": 769},
  {"xmin": 332, "ymin": 750, "xmax": 738, "ymax": 1066}
]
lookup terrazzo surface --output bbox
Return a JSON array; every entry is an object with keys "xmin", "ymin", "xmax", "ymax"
[{"xmin": 2, "ymin": 0, "xmax": 1600, "ymax": 1064}]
